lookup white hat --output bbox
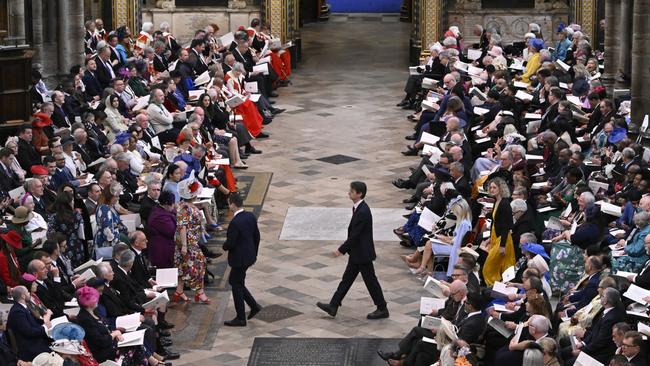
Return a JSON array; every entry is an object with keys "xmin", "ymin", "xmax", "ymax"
[
  {"xmin": 50, "ymin": 339, "xmax": 87, "ymax": 355},
  {"xmin": 32, "ymin": 352, "xmax": 64, "ymax": 366},
  {"xmin": 528, "ymin": 254, "xmax": 549, "ymax": 274},
  {"xmin": 488, "ymin": 46, "xmax": 503, "ymax": 57},
  {"xmin": 178, "ymin": 171, "xmax": 203, "ymax": 200}
]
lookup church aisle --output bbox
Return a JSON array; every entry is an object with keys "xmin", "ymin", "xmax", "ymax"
[{"xmin": 177, "ymin": 16, "xmax": 423, "ymax": 365}]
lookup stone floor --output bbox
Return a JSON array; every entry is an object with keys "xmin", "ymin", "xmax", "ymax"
[{"xmin": 175, "ymin": 17, "xmax": 426, "ymax": 365}]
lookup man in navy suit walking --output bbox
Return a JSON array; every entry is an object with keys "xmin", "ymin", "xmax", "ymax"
[
  {"xmin": 223, "ymin": 192, "xmax": 262, "ymax": 326},
  {"xmin": 317, "ymin": 181, "xmax": 389, "ymax": 319}
]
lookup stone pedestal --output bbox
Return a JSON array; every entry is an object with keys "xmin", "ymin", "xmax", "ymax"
[
  {"xmin": 447, "ymin": 1, "xmax": 569, "ymax": 46},
  {"xmin": 141, "ymin": 5, "xmax": 261, "ymax": 44}
]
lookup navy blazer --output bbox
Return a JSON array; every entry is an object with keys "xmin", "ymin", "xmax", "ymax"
[
  {"xmin": 582, "ymin": 306, "xmax": 625, "ymax": 364},
  {"xmin": 338, "ymin": 200, "xmax": 377, "ymax": 264},
  {"xmin": 6, "ymin": 303, "xmax": 51, "ymax": 361},
  {"xmin": 568, "ymin": 271, "xmax": 601, "ymax": 316},
  {"xmin": 223, "ymin": 210, "xmax": 260, "ymax": 268},
  {"xmin": 82, "ymin": 70, "xmax": 103, "ymax": 99}
]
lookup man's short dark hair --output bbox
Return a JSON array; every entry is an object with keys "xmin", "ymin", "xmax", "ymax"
[
  {"xmin": 526, "ymin": 275, "xmax": 544, "ymax": 293},
  {"xmin": 0, "ymin": 147, "xmax": 13, "ymax": 158},
  {"xmin": 350, "ymin": 181, "xmax": 367, "ymax": 199},
  {"xmin": 549, "ymin": 87, "xmax": 564, "ymax": 100},
  {"xmin": 251, "ymin": 18, "xmax": 261, "ymax": 28},
  {"xmin": 18, "ymin": 123, "xmax": 32, "ymax": 134},
  {"xmin": 229, "ymin": 192, "xmax": 244, "ymax": 207},
  {"xmin": 191, "ymin": 38, "xmax": 206, "ymax": 49},
  {"xmin": 41, "ymin": 240, "xmax": 59, "ymax": 255}
]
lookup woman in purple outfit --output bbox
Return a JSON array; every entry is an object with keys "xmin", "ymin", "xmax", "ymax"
[{"xmin": 146, "ymin": 190, "xmax": 177, "ymax": 268}]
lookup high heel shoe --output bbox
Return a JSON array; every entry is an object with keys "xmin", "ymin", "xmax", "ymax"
[
  {"xmin": 171, "ymin": 291, "xmax": 189, "ymax": 303},
  {"xmin": 195, "ymin": 291, "xmax": 211, "ymax": 304}
]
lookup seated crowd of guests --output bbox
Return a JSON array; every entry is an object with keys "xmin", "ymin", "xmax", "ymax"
[
  {"xmin": 380, "ymin": 21, "xmax": 649, "ymax": 366},
  {"xmin": 0, "ymin": 17, "xmax": 293, "ymax": 365}
]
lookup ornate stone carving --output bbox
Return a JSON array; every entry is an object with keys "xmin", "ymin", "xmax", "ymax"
[
  {"xmin": 156, "ymin": 0, "xmax": 174, "ymax": 9},
  {"xmin": 228, "ymin": 0, "xmax": 247, "ymax": 9}
]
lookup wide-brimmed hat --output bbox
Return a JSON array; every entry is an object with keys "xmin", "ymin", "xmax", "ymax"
[
  {"xmin": 528, "ymin": 254, "xmax": 549, "ymax": 274},
  {"xmin": 31, "ymin": 352, "xmax": 64, "ymax": 366},
  {"xmin": 11, "ymin": 206, "xmax": 34, "ymax": 224},
  {"xmin": 50, "ymin": 339, "xmax": 86, "ymax": 355},
  {"xmin": 0, "ymin": 230, "xmax": 22, "ymax": 249},
  {"xmin": 51, "ymin": 322, "xmax": 85, "ymax": 341},
  {"xmin": 178, "ymin": 171, "xmax": 203, "ymax": 200}
]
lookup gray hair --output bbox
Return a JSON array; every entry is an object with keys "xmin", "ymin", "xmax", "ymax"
[
  {"xmin": 142, "ymin": 22, "xmax": 154, "ymax": 33},
  {"xmin": 443, "ymin": 37, "xmax": 457, "ymax": 47},
  {"xmin": 522, "ymin": 348, "xmax": 544, "ymax": 366},
  {"xmin": 111, "ymin": 242, "xmax": 130, "ymax": 260},
  {"xmin": 528, "ymin": 314, "xmax": 551, "ymax": 334},
  {"xmin": 529, "ymin": 23, "xmax": 541, "ymax": 33},
  {"xmin": 449, "ymin": 161, "xmax": 464, "ymax": 174},
  {"xmin": 118, "ymin": 249, "xmax": 136, "ymax": 267},
  {"xmin": 115, "ymin": 152, "xmax": 130, "ymax": 162},
  {"xmin": 601, "ymin": 288, "xmax": 622, "ymax": 308},
  {"xmin": 506, "ymin": 144, "xmax": 526, "ymax": 159},
  {"xmin": 109, "ymin": 144, "xmax": 124, "ymax": 155},
  {"xmin": 232, "ymin": 62, "xmax": 246, "ymax": 73},
  {"xmin": 634, "ymin": 211, "xmax": 650, "ymax": 229},
  {"xmin": 159, "ymin": 21, "xmax": 170, "ymax": 31},
  {"xmin": 511, "ymin": 198, "xmax": 528, "ymax": 214},
  {"xmin": 520, "ymin": 232, "xmax": 537, "ymax": 244},
  {"xmin": 622, "ymin": 147, "xmax": 636, "ymax": 160},
  {"xmin": 539, "ymin": 49, "xmax": 552, "ymax": 62},
  {"xmin": 97, "ymin": 262, "xmax": 112, "ymax": 277},
  {"xmin": 580, "ymin": 191, "xmax": 596, "ymax": 208}
]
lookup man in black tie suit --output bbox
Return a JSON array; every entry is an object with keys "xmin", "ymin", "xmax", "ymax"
[
  {"xmin": 129, "ymin": 230, "xmax": 156, "ymax": 289},
  {"xmin": 222, "ymin": 193, "xmax": 262, "ymax": 326},
  {"xmin": 0, "ymin": 147, "xmax": 21, "ymax": 193},
  {"xmin": 317, "ymin": 181, "xmax": 389, "ymax": 319}
]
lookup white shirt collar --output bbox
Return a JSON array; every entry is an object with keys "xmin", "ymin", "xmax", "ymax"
[
  {"xmin": 234, "ymin": 208, "xmax": 244, "ymax": 217},
  {"xmin": 603, "ymin": 307, "xmax": 613, "ymax": 315},
  {"xmin": 353, "ymin": 199, "xmax": 364, "ymax": 210},
  {"xmin": 466, "ymin": 310, "xmax": 482, "ymax": 318}
]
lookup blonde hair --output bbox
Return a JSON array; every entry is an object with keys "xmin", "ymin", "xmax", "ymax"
[
  {"xmin": 489, "ymin": 177, "xmax": 511, "ymax": 198},
  {"xmin": 450, "ymin": 198, "xmax": 472, "ymax": 223}
]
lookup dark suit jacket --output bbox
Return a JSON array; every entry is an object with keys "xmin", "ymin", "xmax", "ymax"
[
  {"xmin": 6, "ymin": 303, "xmax": 51, "ymax": 361},
  {"xmin": 634, "ymin": 260, "xmax": 650, "ymax": 289},
  {"xmin": 139, "ymin": 196, "xmax": 157, "ymax": 227},
  {"xmin": 129, "ymin": 246, "xmax": 153, "ymax": 290},
  {"xmin": 0, "ymin": 162, "xmax": 21, "ymax": 193},
  {"xmin": 82, "ymin": 70, "xmax": 103, "ymax": 99},
  {"xmin": 17, "ymin": 138, "xmax": 42, "ymax": 173},
  {"xmin": 188, "ymin": 48, "xmax": 209, "ymax": 75},
  {"xmin": 109, "ymin": 262, "xmax": 146, "ymax": 312},
  {"xmin": 454, "ymin": 175, "xmax": 472, "ymax": 199},
  {"xmin": 223, "ymin": 210, "xmax": 260, "ymax": 268},
  {"xmin": 94, "ymin": 56, "xmax": 114, "ymax": 89},
  {"xmin": 35, "ymin": 279, "xmax": 65, "ymax": 316},
  {"xmin": 153, "ymin": 54, "xmax": 169, "ymax": 73},
  {"xmin": 582, "ymin": 306, "xmax": 626, "ymax": 363},
  {"xmin": 568, "ymin": 271, "xmax": 601, "ymax": 316},
  {"xmin": 338, "ymin": 200, "xmax": 377, "ymax": 264},
  {"xmin": 51, "ymin": 105, "xmax": 70, "ymax": 128},
  {"xmin": 456, "ymin": 312, "xmax": 486, "ymax": 344},
  {"xmin": 100, "ymin": 285, "xmax": 131, "ymax": 318},
  {"xmin": 76, "ymin": 308, "xmax": 117, "ymax": 362}
]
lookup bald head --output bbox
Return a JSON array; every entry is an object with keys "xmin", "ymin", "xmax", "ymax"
[{"xmin": 449, "ymin": 146, "xmax": 463, "ymax": 161}]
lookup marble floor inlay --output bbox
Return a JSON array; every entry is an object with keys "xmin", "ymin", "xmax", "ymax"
[{"xmin": 174, "ymin": 15, "xmax": 422, "ymax": 366}]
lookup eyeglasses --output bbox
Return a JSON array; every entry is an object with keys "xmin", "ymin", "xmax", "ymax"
[
  {"xmin": 451, "ymin": 273, "xmax": 465, "ymax": 278},
  {"xmin": 622, "ymin": 343, "xmax": 639, "ymax": 348}
]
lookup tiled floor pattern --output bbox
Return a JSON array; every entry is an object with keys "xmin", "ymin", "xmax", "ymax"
[{"xmin": 174, "ymin": 17, "xmax": 425, "ymax": 365}]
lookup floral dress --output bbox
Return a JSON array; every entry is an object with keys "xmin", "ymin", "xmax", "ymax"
[
  {"xmin": 174, "ymin": 201, "xmax": 206, "ymax": 291},
  {"xmin": 47, "ymin": 210, "xmax": 85, "ymax": 268},
  {"xmin": 94, "ymin": 204, "xmax": 128, "ymax": 249}
]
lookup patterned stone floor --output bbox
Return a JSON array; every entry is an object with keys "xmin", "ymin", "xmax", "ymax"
[{"xmin": 174, "ymin": 17, "xmax": 425, "ymax": 365}]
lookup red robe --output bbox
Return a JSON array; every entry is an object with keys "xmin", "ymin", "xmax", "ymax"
[
  {"xmin": 270, "ymin": 50, "xmax": 291, "ymax": 80},
  {"xmin": 224, "ymin": 71, "xmax": 263, "ymax": 137}
]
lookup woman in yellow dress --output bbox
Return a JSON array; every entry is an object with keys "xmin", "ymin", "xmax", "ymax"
[{"xmin": 481, "ymin": 177, "xmax": 516, "ymax": 285}]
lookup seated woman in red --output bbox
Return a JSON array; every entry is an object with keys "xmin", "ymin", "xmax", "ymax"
[{"xmin": 223, "ymin": 63, "xmax": 264, "ymax": 138}]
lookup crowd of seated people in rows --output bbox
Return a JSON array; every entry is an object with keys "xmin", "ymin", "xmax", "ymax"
[
  {"xmin": 0, "ymin": 16, "xmax": 293, "ymax": 366},
  {"xmin": 378, "ymin": 21, "xmax": 650, "ymax": 366}
]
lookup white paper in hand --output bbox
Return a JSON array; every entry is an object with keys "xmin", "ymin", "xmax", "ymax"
[{"xmin": 501, "ymin": 266, "xmax": 515, "ymax": 283}]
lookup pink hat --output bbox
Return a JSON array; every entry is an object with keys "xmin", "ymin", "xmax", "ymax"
[
  {"xmin": 76, "ymin": 286, "xmax": 100, "ymax": 307},
  {"xmin": 21, "ymin": 273, "xmax": 37, "ymax": 282}
]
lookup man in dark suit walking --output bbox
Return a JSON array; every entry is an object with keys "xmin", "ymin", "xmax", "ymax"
[
  {"xmin": 223, "ymin": 192, "xmax": 262, "ymax": 326},
  {"xmin": 317, "ymin": 181, "xmax": 389, "ymax": 319}
]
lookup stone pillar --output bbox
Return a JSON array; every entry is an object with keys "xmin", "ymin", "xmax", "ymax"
[
  {"xmin": 601, "ymin": 0, "xmax": 620, "ymax": 96},
  {"xmin": 419, "ymin": 0, "xmax": 443, "ymax": 49},
  {"xmin": 630, "ymin": 0, "xmax": 650, "ymax": 126},
  {"xmin": 57, "ymin": 0, "xmax": 84, "ymax": 76},
  {"xmin": 8, "ymin": 0, "xmax": 26, "ymax": 43},
  {"xmin": 31, "ymin": 0, "xmax": 44, "ymax": 66},
  {"xmin": 616, "ymin": 0, "xmax": 632, "ymax": 88}
]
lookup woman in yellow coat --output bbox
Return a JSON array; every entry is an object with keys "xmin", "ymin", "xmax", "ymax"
[
  {"xmin": 481, "ymin": 177, "xmax": 516, "ymax": 285},
  {"xmin": 520, "ymin": 38, "xmax": 545, "ymax": 84}
]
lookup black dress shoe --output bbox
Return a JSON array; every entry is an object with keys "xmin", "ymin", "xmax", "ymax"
[
  {"xmin": 405, "ymin": 135, "xmax": 417, "ymax": 141},
  {"xmin": 160, "ymin": 338, "xmax": 173, "ymax": 347},
  {"xmin": 224, "ymin": 318, "xmax": 247, "ymax": 327},
  {"xmin": 269, "ymin": 91, "xmax": 279, "ymax": 97},
  {"xmin": 205, "ymin": 250, "xmax": 222, "ymax": 259},
  {"xmin": 271, "ymin": 108, "xmax": 286, "ymax": 115},
  {"xmin": 316, "ymin": 302, "xmax": 338, "ymax": 317},
  {"xmin": 248, "ymin": 305, "xmax": 263, "ymax": 320},
  {"xmin": 402, "ymin": 213, "xmax": 410, "ymax": 218},
  {"xmin": 399, "ymin": 240, "xmax": 412, "ymax": 248},
  {"xmin": 402, "ymin": 196, "xmax": 417, "ymax": 204},
  {"xmin": 396, "ymin": 99, "xmax": 409, "ymax": 107},
  {"xmin": 377, "ymin": 350, "xmax": 399, "ymax": 361},
  {"xmin": 401, "ymin": 148, "xmax": 418, "ymax": 156},
  {"xmin": 158, "ymin": 329, "xmax": 172, "ymax": 337},
  {"xmin": 392, "ymin": 178, "xmax": 414, "ymax": 189},
  {"xmin": 262, "ymin": 117, "xmax": 273, "ymax": 125},
  {"xmin": 269, "ymin": 100, "xmax": 276, "ymax": 104},
  {"xmin": 393, "ymin": 228, "xmax": 404, "ymax": 236},
  {"xmin": 367, "ymin": 308, "xmax": 389, "ymax": 319},
  {"xmin": 257, "ymin": 132, "xmax": 270, "ymax": 138},
  {"xmin": 245, "ymin": 146, "xmax": 262, "ymax": 154},
  {"xmin": 405, "ymin": 203, "xmax": 416, "ymax": 211},
  {"xmin": 160, "ymin": 348, "xmax": 180, "ymax": 360},
  {"xmin": 158, "ymin": 320, "xmax": 175, "ymax": 329}
]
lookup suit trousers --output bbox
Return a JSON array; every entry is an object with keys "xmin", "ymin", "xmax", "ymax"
[
  {"xmin": 330, "ymin": 261, "xmax": 387, "ymax": 309},
  {"xmin": 228, "ymin": 266, "xmax": 258, "ymax": 320},
  {"xmin": 404, "ymin": 339, "xmax": 438, "ymax": 366},
  {"xmin": 397, "ymin": 326, "xmax": 435, "ymax": 355}
]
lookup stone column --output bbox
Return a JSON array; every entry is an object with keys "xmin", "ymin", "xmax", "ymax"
[
  {"xmin": 8, "ymin": 0, "xmax": 26, "ymax": 43},
  {"xmin": 31, "ymin": 0, "xmax": 44, "ymax": 66},
  {"xmin": 57, "ymin": 0, "xmax": 84, "ymax": 76},
  {"xmin": 601, "ymin": 0, "xmax": 620, "ymax": 95},
  {"xmin": 616, "ymin": 0, "xmax": 632, "ymax": 88},
  {"xmin": 419, "ymin": 0, "xmax": 443, "ymax": 49},
  {"xmin": 630, "ymin": 0, "xmax": 650, "ymax": 126}
]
